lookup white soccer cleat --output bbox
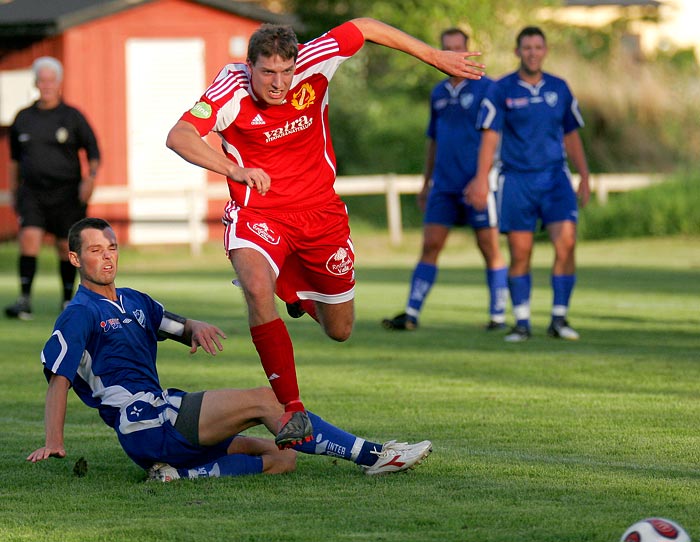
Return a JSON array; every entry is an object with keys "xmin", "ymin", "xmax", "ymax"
[
  {"xmin": 148, "ymin": 462, "xmax": 180, "ymax": 482},
  {"xmin": 362, "ymin": 440, "xmax": 433, "ymax": 476},
  {"xmin": 504, "ymin": 325, "xmax": 531, "ymax": 343},
  {"xmin": 547, "ymin": 318, "xmax": 580, "ymax": 340}
]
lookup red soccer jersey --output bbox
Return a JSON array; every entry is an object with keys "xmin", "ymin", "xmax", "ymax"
[{"xmin": 180, "ymin": 22, "xmax": 365, "ymax": 211}]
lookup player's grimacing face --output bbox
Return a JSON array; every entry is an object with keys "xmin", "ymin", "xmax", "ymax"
[
  {"xmin": 70, "ymin": 227, "xmax": 119, "ymax": 287},
  {"xmin": 248, "ymin": 54, "xmax": 296, "ymax": 106},
  {"xmin": 517, "ymin": 35, "xmax": 547, "ymax": 75}
]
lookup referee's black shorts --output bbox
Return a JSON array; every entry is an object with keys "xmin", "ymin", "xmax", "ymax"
[{"xmin": 16, "ymin": 185, "xmax": 87, "ymax": 239}]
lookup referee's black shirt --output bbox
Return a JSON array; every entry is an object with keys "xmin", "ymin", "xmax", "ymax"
[{"xmin": 10, "ymin": 101, "xmax": 100, "ymax": 192}]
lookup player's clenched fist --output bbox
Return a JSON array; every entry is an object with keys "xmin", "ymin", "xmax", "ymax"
[{"xmin": 231, "ymin": 166, "xmax": 271, "ymax": 196}]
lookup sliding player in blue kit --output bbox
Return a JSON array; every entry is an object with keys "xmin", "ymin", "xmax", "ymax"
[
  {"xmin": 466, "ymin": 26, "xmax": 591, "ymax": 342},
  {"xmin": 382, "ymin": 28, "xmax": 508, "ymax": 332},
  {"xmin": 26, "ymin": 218, "xmax": 432, "ymax": 480}
]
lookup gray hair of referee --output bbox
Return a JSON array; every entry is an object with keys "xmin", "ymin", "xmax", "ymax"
[{"xmin": 32, "ymin": 56, "xmax": 64, "ymax": 82}]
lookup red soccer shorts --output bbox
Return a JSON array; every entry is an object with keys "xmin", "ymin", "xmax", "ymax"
[{"xmin": 222, "ymin": 197, "xmax": 355, "ymax": 305}]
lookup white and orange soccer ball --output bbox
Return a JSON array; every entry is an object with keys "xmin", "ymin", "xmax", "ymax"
[{"xmin": 621, "ymin": 518, "xmax": 691, "ymax": 542}]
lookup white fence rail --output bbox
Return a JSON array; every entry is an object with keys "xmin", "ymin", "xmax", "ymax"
[{"xmin": 0, "ymin": 173, "xmax": 665, "ymax": 254}]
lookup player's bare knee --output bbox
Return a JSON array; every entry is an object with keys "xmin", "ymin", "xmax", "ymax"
[
  {"xmin": 324, "ymin": 321, "xmax": 353, "ymax": 342},
  {"xmin": 554, "ymin": 240, "xmax": 576, "ymax": 263},
  {"xmin": 243, "ymin": 281, "xmax": 272, "ymax": 306},
  {"xmin": 563, "ymin": 237, "xmax": 577, "ymax": 253},
  {"xmin": 251, "ymin": 387, "xmax": 283, "ymax": 418}
]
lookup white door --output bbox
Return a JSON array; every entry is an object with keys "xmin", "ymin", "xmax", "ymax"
[{"xmin": 125, "ymin": 38, "xmax": 206, "ymax": 245}]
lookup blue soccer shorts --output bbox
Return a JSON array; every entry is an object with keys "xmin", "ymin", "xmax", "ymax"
[
  {"xmin": 496, "ymin": 167, "xmax": 578, "ymax": 233},
  {"xmin": 424, "ymin": 190, "xmax": 498, "ymax": 230},
  {"xmin": 115, "ymin": 389, "xmax": 234, "ymax": 470}
]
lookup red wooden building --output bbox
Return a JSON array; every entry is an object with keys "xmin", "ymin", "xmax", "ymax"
[{"xmin": 0, "ymin": 0, "xmax": 295, "ymax": 245}]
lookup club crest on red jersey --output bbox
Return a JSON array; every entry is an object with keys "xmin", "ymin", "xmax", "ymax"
[
  {"xmin": 291, "ymin": 83, "xmax": 315, "ymax": 110},
  {"xmin": 326, "ymin": 247, "xmax": 353, "ymax": 276},
  {"xmin": 247, "ymin": 222, "xmax": 280, "ymax": 245}
]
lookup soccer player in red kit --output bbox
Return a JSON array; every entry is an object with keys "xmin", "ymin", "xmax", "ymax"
[{"xmin": 166, "ymin": 17, "xmax": 485, "ymax": 448}]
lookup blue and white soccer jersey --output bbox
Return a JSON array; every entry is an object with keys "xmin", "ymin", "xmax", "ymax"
[
  {"xmin": 40, "ymin": 285, "xmax": 231, "ymax": 469},
  {"xmin": 477, "ymin": 71, "xmax": 584, "ymax": 232},
  {"xmin": 425, "ymin": 77, "xmax": 497, "ymax": 229}
]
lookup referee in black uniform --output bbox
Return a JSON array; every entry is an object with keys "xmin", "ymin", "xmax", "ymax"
[{"xmin": 6, "ymin": 56, "xmax": 101, "ymax": 320}]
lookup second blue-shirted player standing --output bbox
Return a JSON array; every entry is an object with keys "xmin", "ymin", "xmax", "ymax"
[{"xmin": 468, "ymin": 26, "xmax": 591, "ymax": 342}]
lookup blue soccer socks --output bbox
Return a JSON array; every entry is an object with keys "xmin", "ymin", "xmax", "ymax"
[
  {"xmin": 551, "ymin": 274, "xmax": 576, "ymax": 319},
  {"xmin": 180, "ymin": 454, "xmax": 264, "ymax": 479},
  {"xmin": 508, "ymin": 273, "xmax": 532, "ymax": 329},
  {"xmin": 162, "ymin": 411, "xmax": 397, "ymax": 480},
  {"xmin": 487, "ymin": 267, "xmax": 508, "ymax": 323},
  {"xmin": 405, "ymin": 262, "xmax": 438, "ymax": 320},
  {"xmin": 292, "ymin": 411, "xmax": 382, "ymax": 466}
]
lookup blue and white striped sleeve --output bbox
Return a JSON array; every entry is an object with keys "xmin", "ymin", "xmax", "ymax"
[
  {"xmin": 40, "ymin": 306, "xmax": 92, "ymax": 384},
  {"xmin": 476, "ymin": 81, "xmax": 502, "ymax": 131}
]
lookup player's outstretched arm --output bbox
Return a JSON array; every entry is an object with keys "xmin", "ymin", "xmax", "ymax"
[
  {"xmin": 27, "ymin": 374, "xmax": 70, "ymax": 463},
  {"xmin": 159, "ymin": 310, "xmax": 226, "ymax": 355},
  {"xmin": 350, "ymin": 17, "xmax": 485, "ymax": 80}
]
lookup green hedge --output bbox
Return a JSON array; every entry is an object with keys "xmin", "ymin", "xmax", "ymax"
[{"xmin": 579, "ymin": 171, "xmax": 700, "ymax": 239}]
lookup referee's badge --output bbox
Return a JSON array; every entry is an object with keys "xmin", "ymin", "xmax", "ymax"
[{"xmin": 55, "ymin": 127, "xmax": 69, "ymax": 143}]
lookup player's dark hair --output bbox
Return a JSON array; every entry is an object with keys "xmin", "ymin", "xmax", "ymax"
[
  {"xmin": 440, "ymin": 28, "xmax": 469, "ymax": 48},
  {"xmin": 248, "ymin": 24, "xmax": 299, "ymax": 64},
  {"xmin": 516, "ymin": 26, "xmax": 546, "ymax": 48},
  {"xmin": 68, "ymin": 217, "xmax": 112, "ymax": 253}
]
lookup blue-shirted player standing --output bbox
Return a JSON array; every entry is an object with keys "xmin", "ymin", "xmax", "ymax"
[
  {"xmin": 382, "ymin": 28, "xmax": 508, "ymax": 332},
  {"xmin": 467, "ymin": 26, "xmax": 591, "ymax": 342},
  {"xmin": 26, "ymin": 217, "xmax": 432, "ymax": 479}
]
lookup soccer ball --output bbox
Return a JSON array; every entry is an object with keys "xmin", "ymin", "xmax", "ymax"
[{"xmin": 621, "ymin": 518, "xmax": 691, "ymax": 542}]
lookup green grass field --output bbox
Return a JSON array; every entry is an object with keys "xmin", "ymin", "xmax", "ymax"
[{"xmin": 1, "ymin": 232, "xmax": 699, "ymax": 542}]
